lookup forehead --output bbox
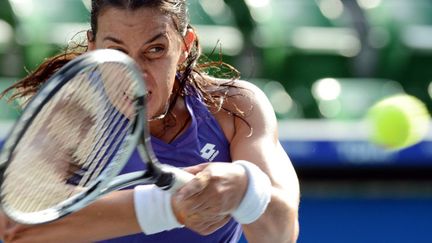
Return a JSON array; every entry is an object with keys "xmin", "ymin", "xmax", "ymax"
[{"xmin": 96, "ymin": 7, "xmax": 178, "ymax": 37}]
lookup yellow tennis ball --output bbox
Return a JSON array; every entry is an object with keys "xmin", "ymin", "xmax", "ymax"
[{"xmin": 366, "ymin": 94, "xmax": 430, "ymax": 150}]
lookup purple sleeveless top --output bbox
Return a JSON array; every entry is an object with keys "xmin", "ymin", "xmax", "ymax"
[{"xmin": 98, "ymin": 93, "xmax": 243, "ymax": 243}]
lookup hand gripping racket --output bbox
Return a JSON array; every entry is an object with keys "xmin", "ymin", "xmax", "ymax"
[{"xmin": 0, "ymin": 49, "xmax": 194, "ymax": 224}]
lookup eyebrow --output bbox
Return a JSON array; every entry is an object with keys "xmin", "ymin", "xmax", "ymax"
[{"xmin": 103, "ymin": 32, "xmax": 168, "ymax": 45}]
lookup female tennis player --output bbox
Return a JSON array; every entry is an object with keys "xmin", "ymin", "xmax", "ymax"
[{"xmin": 0, "ymin": 0, "xmax": 300, "ymax": 242}]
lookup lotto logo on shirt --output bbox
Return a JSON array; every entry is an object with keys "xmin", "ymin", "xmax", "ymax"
[{"xmin": 200, "ymin": 143, "xmax": 219, "ymax": 161}]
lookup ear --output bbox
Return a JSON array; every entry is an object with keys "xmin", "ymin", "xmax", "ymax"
[
  {"xmin": 87, "ymin": 30, "xmax": 96, "ymax": 51},
  {"xmin": 178, "ymin": 28, "xmax": 196, "ymax": 64}
]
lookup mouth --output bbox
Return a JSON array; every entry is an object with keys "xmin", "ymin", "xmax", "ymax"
[{"xmin": 131, "ymin": 91, "xmax": 151, "ymax": 108}]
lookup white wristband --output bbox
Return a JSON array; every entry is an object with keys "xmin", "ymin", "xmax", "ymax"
[
  {"xmin": 232, "ymin": 160, "xmax": 272, "ymax": 224},
  {"xmin": 134, "ymin": 185, "xmax": 183, "ymax": 234}
]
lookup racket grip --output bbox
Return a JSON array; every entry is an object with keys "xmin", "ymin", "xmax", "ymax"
[{"xmin": 164, "ymin": 166, "xmax": 194, "ymax": 193}]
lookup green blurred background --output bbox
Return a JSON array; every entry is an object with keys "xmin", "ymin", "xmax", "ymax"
[
  {"xmin": 2, "ymin": 0, "xmax": 432, "ymax": 120},
  {"xmin": 1, "ymin": 1, "xmax": 432, "ymax": 243}
]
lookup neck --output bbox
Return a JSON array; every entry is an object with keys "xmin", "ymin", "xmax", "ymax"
[{"xmin": 149, "ymin": 96, "xmax": 190, "ymax": 143}]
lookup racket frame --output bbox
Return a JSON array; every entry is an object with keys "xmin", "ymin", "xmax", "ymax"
[
  {"xmin": 0, "ymin": 50, "xmax": 147, "ymax": 224},
  {"xmin": 0, "ymin": 49, "xmax": 190, "ymax": 225}
]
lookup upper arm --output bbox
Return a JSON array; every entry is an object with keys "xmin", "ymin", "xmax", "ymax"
[{"xmin": 217, "ymin": 80, "xmax": 299, "ymax": 198}]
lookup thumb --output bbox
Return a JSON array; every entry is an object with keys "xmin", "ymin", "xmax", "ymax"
[
  {"xmin": 175, "ymin": 170, "xmax": 211, "ymax": 200},
  {"xmin": 182, "ymin": 162, "xmax": 210, "ymax": 175}
]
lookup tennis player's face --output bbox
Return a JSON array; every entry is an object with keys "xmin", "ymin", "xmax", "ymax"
[{"xmin": 88, "ymin": 7, "xmax": 190, "ymax": 119}]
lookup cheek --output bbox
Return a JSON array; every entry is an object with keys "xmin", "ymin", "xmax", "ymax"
[
  {"xmin": 145, "ymin": 60, "xmax": 177, "ymax": 111},
  {"xmin": 150, "ymin": 58, "xmax": 178, "ymax": 91}
]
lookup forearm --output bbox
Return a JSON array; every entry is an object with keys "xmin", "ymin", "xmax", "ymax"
[
  {"xmin": 233, "ymin": 150, "xmax": 300, "ymax": 242},
  {"xmin": 242, "ymin": 187, "xmax": 299, "ymax": 243},
  {"xmin": 62, "ymin": 190, "xmax": 141, "ymax": 241},
  {"xmin": 70, "ymin": 190, "xmax": 141, "ymax": 241},
  {"xmin": 5, "ymin": 190, "xmax": 142, "ymax": 243},
  {"xmin": 239, "ymin": 157, "xmax": 300, "ymax": 243}
]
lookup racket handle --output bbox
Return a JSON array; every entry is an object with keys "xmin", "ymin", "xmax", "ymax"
[{"xmin": 163, "ymin": 166, "xmax": 194, "ymax": 193}]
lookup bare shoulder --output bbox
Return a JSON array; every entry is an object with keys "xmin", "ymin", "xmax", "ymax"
[
  {"xmin": 210, "ymin": 78, "xmax": 277, "ymax": 142},
  {"xmin": 227, "ymin": 80, "xmax": 270, "ymax": 107},
  {"xmin": 209, "ymin": 78, "xmax": 272, "ymax": 110}
]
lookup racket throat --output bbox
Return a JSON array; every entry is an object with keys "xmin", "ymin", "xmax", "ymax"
[{"xmin": 145, "ymin": 163, "xmax": 174, "ymax": 190}]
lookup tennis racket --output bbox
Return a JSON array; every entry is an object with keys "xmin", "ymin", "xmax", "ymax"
[{"xmin": 0, "ymin": 49, "xmax": 194, "ymax": 225}]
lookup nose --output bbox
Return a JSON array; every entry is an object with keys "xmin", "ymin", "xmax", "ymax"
[
  {"xmin": 128, "ymin": 52, "xmax": 146, "ymax": 70},
  {"xmin": 130, "ymin": 57, "xmax": 148, "ymax": 81},
  {"xmin": 141, "ymin": 72, "xmax": 151, "ymax": 91},
  {"xmin": 127, "ymin": 53, "xmax": 150, "ymax": 88}
]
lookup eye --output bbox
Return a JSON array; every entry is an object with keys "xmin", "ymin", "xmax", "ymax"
[
  {"xmin": 148, "ymin": 46, "xmax": 164, "ymax": 53},
  {"xmin": 145, "ymin": 45, "xmax": 165, "ymax": 58}
]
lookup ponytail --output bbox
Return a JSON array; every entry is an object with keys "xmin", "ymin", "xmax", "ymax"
[{"xmin": 0, "ymin": 52, "xmax": 83, "ymax": 102}]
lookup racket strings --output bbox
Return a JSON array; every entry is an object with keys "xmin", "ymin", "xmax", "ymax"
[
  {"xmin": 76, "ymin": 65, "xmax": 136, "ymax": 187},
  {"xmin": 2, "ymin": 63, "xmax": 139, "ymax": 213},
  {"xmin": 69, "ymin": 63, "xmax": 138, "ymax": 189},
  {"xmin": 68, "ymin": 67, "xmax": 119, "ymax": 173},
  {"xmin": 4, "ymin": 72, "xmax": 102, "ymax": 212}
]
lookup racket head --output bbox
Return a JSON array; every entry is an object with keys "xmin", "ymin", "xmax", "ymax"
[{"xmin": 0, "ymin": 49, "xmax": 149, "ymax": 224}]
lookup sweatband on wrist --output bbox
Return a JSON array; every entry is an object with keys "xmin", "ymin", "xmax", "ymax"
[
  {"xmin": 134, "ymin": 185, "xmax": 183, "ymax": 234},
  {"xmin": 232, "ymin": 160, "xmax": 272, "ymax": 224}
]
